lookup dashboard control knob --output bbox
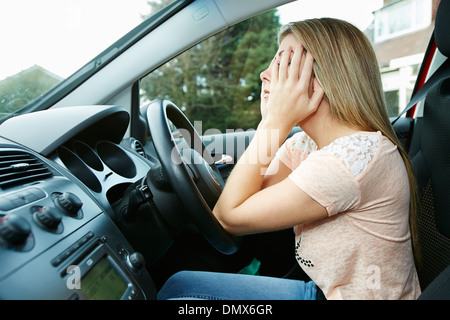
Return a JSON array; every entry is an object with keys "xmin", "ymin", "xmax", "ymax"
[
  {"xmin": 128, "ymin": 252, "xmax": 145, "ymax": 271},
  {"xmin": 0, "ymin": 215, "xmax": 31, "ymax": 246},
  {"xmin": 35, "ymin": 206, "xmax": 62, "ymax": 229},
  {"xmin": 55, "ymin": 192, "xmax": 83, "ymax": 216}
]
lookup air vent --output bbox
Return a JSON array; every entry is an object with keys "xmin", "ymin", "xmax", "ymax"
[
  {"xmin": 132, "ymin": 140, "xmax": 146, "ymax": 158},
  {"xmin": 0, "ymin": 151, "xmax": 53, "ymax": 189}
]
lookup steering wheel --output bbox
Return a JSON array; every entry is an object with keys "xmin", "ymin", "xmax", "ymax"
[{"xmin": 146, "ymin": 99, "xmax": 239, "ymax": 255}]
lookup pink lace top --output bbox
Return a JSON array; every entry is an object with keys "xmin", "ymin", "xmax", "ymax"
[{"xmin": 276, "ymin": 131, "xmax": 421, "ymax": 299}]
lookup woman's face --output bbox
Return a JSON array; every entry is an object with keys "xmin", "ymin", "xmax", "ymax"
[{"xmin": 259, "ymin": 34, "xmax": 309, "ymax": 108}]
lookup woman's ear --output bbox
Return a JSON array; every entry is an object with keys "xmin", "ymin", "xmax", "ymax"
[
  {"xmin": 313, "ymin": 77, "xmax": 322, "ymax": 93},
  {"xmin": 308, "ymin": 72, "xmax": 322, "ymax": 98}
]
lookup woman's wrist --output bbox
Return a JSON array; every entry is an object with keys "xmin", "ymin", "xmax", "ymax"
[{"xmin": 258, "ymin": 117, "xmax": 293, "ymax": 137}]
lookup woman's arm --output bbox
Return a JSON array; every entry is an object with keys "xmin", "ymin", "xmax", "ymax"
[
  {"xmin": 213, "ymin": 122, "xmax": 327, "ymax": 235},
  {"xmin": 261, "ymin": 154, "xmax": 291, "ymax": 190}
]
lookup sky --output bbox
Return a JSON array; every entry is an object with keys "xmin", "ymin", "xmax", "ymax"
[
  {"xmin": 0, "ymin": 0, "xmax": 151, "ymax": 80},
  {"xmin": 0, "ymin": 0, "xmax": 383, "ymax": 81},
  {"xmin": 277, "ymin": 0, "xmax": 383, "ymax": 28}
]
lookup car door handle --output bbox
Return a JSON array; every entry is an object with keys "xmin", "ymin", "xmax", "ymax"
[{"xmin": 214, "ymin": 154, "xmax": 233, "ymax": 166}]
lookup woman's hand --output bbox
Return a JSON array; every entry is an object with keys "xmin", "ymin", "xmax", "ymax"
[{"xmin": 265, "ymin": 44, "xmax": 324, "ymax": 129}]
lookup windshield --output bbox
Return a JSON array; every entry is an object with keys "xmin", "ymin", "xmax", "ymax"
[{"xmin": 0, "ymin": 0, "xmax": 177, "ymax": 120}]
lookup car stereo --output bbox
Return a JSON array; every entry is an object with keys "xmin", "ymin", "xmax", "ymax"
[{"xmin": 64, "ymin": 240, "xmax": 144, "ymax": 300}]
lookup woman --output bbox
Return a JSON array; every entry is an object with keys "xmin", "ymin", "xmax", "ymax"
[{"xmin": 158, "ymin": 18, "xmax": 421, "ymax": 300}]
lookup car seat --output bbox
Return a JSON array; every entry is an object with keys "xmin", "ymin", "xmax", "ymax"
[{"xmin": 402, "ymin": 0, "xmax": 450, "ymax": 300}]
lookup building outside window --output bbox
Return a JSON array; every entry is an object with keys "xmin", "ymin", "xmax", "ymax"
[
  {"xmin": 374, "ymin": 0, "xmax": 432, "ymax": 43},
  {"xmin": 368, "ymin": 0, "xmax": 438, "ymax": 117}
]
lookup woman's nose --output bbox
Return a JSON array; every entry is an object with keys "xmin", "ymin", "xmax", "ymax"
[{"xmin": 260, "ymin": 67, "xmax": 270, "ymax": 83}]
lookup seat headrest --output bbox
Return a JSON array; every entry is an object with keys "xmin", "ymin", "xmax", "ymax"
[{"xmin": 435, "ymin": 0, "xmax": 450, "ymax": 57}]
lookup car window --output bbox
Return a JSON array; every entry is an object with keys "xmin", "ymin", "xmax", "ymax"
[
  {"xmin": 140, "ymin": 8, "xmax": 280, "ymax": 134},
  {"xmin": 140, "ymin": 0, "xmax": 434, "ymax": 133},
  {"xmin": 0, "ymin": 0, "xmax": 177, "ymax": 119}
]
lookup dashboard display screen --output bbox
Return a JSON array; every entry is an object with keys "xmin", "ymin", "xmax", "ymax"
[{"xmin": 81, "ymin": 256, "xmax": 127, "ymax": 300}]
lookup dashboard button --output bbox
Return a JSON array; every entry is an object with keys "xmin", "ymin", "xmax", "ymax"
[
  {"xmin": 0, "ymin": 215, "xmax": 31, "ymax": 246},
  {"xmin": 55, "ymin": 192, "xmax": 83, "ymax": 217},
  {"xmin": 34, "ymin": 206, "xmax": 62, "ymax": 230},
  {"xmin": 0, "ymin": 198, "xmax": 15, "ymax": 211}
]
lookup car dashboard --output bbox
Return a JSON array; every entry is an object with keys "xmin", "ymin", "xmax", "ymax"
[{"xmin": 0, "ymin": 105, "xmax": 157, "ymax": 300}]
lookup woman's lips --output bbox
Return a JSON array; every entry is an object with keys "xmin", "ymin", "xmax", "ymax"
[{"xmin": 263, "ymin": 89, "xmax": 270, "ymax": 99}]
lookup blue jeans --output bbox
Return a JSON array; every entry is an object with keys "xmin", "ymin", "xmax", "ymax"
[{"xmin": 157, "ymin": 271, "xmax": 317, "ymax": 300}]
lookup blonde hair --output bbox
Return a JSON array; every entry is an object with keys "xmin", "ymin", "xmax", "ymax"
[{"xmin": 279, "ymin": 18, "xmax": 420, "ymax": 268}]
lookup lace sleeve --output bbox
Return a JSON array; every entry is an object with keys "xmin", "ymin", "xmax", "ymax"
[
  {"xmin": 317, "ymin": 133, "xmax": 380, "ymax": 178},
  {"xmin": 275, "ymin": 132, "xmax": 318, "ymax": 170},
  {"xmin": 290, "ymin": 132, "xmax": 318, "ymax": 153}
]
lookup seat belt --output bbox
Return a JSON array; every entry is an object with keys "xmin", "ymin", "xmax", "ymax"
[{"xmin": 391, "ymin": 58, "xmax": 450, "ymax": 125}]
